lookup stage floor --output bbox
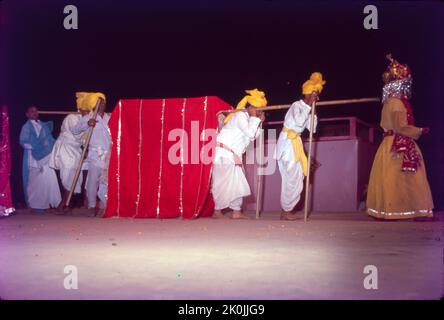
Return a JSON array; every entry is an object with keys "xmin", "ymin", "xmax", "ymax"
[{"xmin": 0, "ymin": 209, "xmax": 443, "ymax": 300}]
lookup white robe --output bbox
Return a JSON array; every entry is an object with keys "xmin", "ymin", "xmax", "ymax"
[
  {"xmin": 212, "ymin": 111, "xmax": 261, "ymax": 211},
  {"xmin": 49, "ymin": 114, "xmax": 84, "ymax": 193},
  {"xmin": 24, "ymin": 120, "xmax": 61, "ymax": 209},
  {"xmin": 274, "ymin": 100, "xmax": 317, "ymax": 212},
  {"xmin": 74, "ymin": 113, "xmax": 111, "ymax": 208}
]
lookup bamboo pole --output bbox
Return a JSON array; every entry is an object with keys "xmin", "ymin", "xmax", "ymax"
[
  {"xmin": 65, "ymin": 98, "xmax": 103, "ymax": 207},
  {"xmin": 42, "ymin": 97, "xmax": 379, "ymax": 117},
  {"xmin": 255, "ymin": 122, "xmax": 264, "ymax": 219},
  {"xmin": 39, "ymin": 111, "xmax": 80, "ymax": 115},
  {"xmin": 303, "ymin": 101, "xmax": 317, "ymax": 222},
  {"xmin": 216, "ymin": 97, "xmax": 380, "ymax": 117},
  {"xmin": 39, "ymin": 111, "xmax": 111, "ymax": 115},
  {"xmin": 256, "ymin": 97, "xmax": 380, "ymax": 112}
]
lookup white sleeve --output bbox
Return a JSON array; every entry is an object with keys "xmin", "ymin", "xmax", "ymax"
[
  {"xmin": 290, "ymin": 103, "xmax": 311, "ymax": 131},
  {"xmin": 236, "ymin": 113, "xmax": 261, "ymax": 140},
  {"xmin": 71, "ymin": 115, "xmax": 89, "ymax": 135},
  {"xmin": 307, "ymin": 114, "xmax": 318, "ymax": 133}
]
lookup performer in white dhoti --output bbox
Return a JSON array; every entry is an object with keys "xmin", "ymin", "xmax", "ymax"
[
  {"xmin": 274, "ymin": 72, "xmax": 325, "ymax": 220},
  {"xmin": 20, "ymin": 106, "xmax": 61, "ymax": 212},
  {"xmin": 49, "ymin": 102, "xmax": 92, "ymax": 211},
  {"xmin": 72, "ymin": 92, "xmax": 110, "ymax": 215},
  {"xmin": 212, "ymin": 89, "xmax": 266, "ymax": 219}
]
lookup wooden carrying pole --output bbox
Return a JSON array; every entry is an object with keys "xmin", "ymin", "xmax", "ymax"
[
  {"xmin": 303, "ymin": 101, "xmax": 316, "ymax": 222},
  {"xmin": 255, "ymin": 97, "xmax": 380, "ymax": 112},
  {"xmin": 39, "ymin": 111, "xmax": 111, "ymax": 115},
  {"xmin": 255, "ymin": 122, "xmax": 264, "ymax": 219},
  {"xmin": 38, "ymin": 111, "xmax": 78, "ymax": 115},
  {"xmin": 65, "ymin": 98, "xmax": 103, "ymax": 207}
]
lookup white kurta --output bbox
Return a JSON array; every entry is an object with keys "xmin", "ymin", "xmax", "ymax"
[
  {"xmin": 49, "ymin": 114, "xmax": 84, "ymax": 193},
  {"xmin": 212, "ymin": 111, "xmax": 261, "ymax": 211},
  {"xmin": 24, "ymin": 120, "xmax": 61, "ymax": 209},
  {"xmin": 274, "ymin": 100, "xmax": 317, "ymax": 212},
  {"xmin": 74, "ymin": 113, "xmax": 111, "ymax": 208}
]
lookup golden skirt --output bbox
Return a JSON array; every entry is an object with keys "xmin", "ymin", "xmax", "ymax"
[{"xmin": 366, "ymin": 136, "xmax": 434, "ymax": 219}]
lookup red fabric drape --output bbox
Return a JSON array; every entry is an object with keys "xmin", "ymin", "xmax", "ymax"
[
  {"xmin": 103, "ymin": 96, "xmax": 232, "ymax": 219},
  {"xmin": 384, "ymin": 98, "xmax": 421, "ymax": 172},
  {"xmin": 0, "ymin": 105, "xmax": 13, "ymax": 211},
  {"xmin": 400, "ymin": 97, "xmax": 415, "ymax": 126}
]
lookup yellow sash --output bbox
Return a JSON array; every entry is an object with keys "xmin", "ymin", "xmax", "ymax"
[{"xmin": 282, "ymin": 127, "xmax": 308, "ymax": 176}]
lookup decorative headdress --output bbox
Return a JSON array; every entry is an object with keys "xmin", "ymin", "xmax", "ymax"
[
  {"xmin": 382, "ymin": 54, "xmax": 412, "ymax": 84},
  {"xmin": 382, "ymin": 54, "xmax": 412, "ymax": 103}
]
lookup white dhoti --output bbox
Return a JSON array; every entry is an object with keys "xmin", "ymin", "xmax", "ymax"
[
  {"xmin": 277, "ymin": 158, "xmax": 305, "ymax": 212},
  {"xmin": 27, "ymin": 155, "xmax": 61, "ymax": 209},
  {"xmin": 211, "ymin": 111, "xmax": 261, "ymax": 212},
  {"xmin": 86, "ymin": 162, "xmax": 101, "ymax": 208},
  {"xmin": 75, "ymin": 113, "xmax": 111, "ymax": 209},
  {"xmin": 212, "ymin": 147, "xmax": 250, "ymax": 211},
  {"xmin": 49, "ymin": 139, "xmax": 83, "ymax": 193},
  {"xmin": 85, "ymin": 147, "xmax": 108, "ymax": 208},
  {"xmin": 97, "ymin": 182, "xmax": 107, "ymax": 207},
  {"xmin": 274, "ymin": 99, "xmax": 316, "ymax": 212},
  {"xmin": 49, "ymin": 114, "xmax": 85, "ymax": 194}
]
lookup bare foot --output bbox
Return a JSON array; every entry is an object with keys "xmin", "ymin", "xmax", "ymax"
[
  {"xmin": 31, "ymin": 209, "xmax": 45, "ymax": 215},
  {"xmin": 94, "ymin": 208, "xmax": 104, "ymax": 217},
  {"xmin": 213, "ymin": 210, "xmax": 228, "ymax": 219},
  {"xmin": 55, "ymin": 205, "xmax": 72, "ymax": 215},
  {"xmin": 232, "ymin": 211, "xmax": 250, "ymax": 219},
  {"xmin": 280, "ymin": 211, "xmax": 298, "ymax": 221},
  {"xmin": 84, "ymin": 208, "xmax": 95, "ymax": 217},
  {"xmin": 56, "ymin": 204, "xmax": 66, "ymax": 213}
]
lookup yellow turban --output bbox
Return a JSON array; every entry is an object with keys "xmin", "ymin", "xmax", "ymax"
[
  {"xmin": 76, "ymin": 92, "xmax": 106, "ymax": 111},
  {"xmin": 224, "ymin": 89, "xmax": 267, "ymax": 124},
  {"xmin": 302, "ymin": 72, "xmax": 326, "ymax": 95}
]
